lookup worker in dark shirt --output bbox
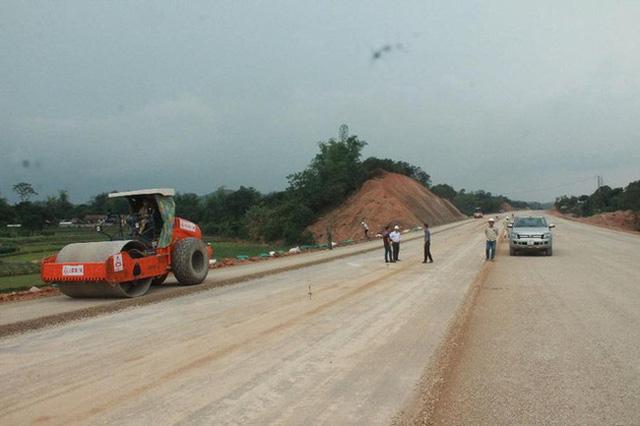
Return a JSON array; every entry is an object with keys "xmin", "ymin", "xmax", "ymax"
[
  {"xmin": 381, "ymin": 225, "xmax": 393, "ymax": 263},
  {"xmin": 422, "ymin": 223, "xmax": 433, "ymax": 263}
]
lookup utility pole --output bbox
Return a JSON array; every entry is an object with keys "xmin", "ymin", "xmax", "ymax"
[
  {"xmin": 597, "ymin": 175, "xmax": 604, "ymax": 190},
  {"xmin": 339, "ymin": 124, "xmax": 349, "ymax": 142}
]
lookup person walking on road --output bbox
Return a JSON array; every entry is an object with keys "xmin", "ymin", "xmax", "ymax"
[
  {"xmin": 485, "ymin": 218, "xmax": 498, "ymax": 261},
  {"xmin": 422, "ymin": 223, "xmax": 433, "ymax": 263},
  {"xmin": 390, "ymin": 225, "xmax": 401, "ymax": 262},
  {"xmin": 361, "ymin": 218, "xmax": 370, "ymax": 240},
  {"xmin": 381, "ymin": 225, "xmax": 393, "ymax": 263}
]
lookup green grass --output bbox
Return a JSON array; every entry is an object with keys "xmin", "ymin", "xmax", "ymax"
[
  {"xmin": 203, "ymin": 240, "xmax": 287, "ymax": 259},
  {"xmin": 0, "ymin": 274, "xmax": 45, "ymax": 293}
]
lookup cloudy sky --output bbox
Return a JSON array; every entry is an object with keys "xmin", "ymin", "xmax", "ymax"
[{"xmin": 2, "ymin": 1, "xmax": 639, "ymax": 203}]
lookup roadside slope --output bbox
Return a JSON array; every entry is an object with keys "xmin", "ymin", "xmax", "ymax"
[{"xmin": 308, "ymin": 171, "xmax": 465, "ymax": 242}]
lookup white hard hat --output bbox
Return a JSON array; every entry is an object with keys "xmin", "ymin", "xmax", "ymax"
[
  {"xmin": 488, "ymin": 218, "xmax": 495, "ymax": 222},
  {"xmin": 394, "ymin": 225, "xmax": 400, "ymax": 230}
]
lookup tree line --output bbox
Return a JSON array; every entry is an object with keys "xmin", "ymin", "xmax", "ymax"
[
  {"xmin": 554, "ymin": 181, "xmax": 640, "ymax": 217},
  {"xmin": 1, "ymin": 133, "xmax": 531, "ymax": 242}
]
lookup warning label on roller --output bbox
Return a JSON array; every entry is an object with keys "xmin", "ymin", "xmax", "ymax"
[{"xmin": 113, "ymin": 254, "xmax": 124, "ymax": 272}]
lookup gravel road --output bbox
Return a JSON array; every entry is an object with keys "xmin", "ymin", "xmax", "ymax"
[
  {"xmin": 432, "ymin": 214, "xmax": 640, "ymax": 425},
  {"xmin": 0, "ymin": 219, "xmax": 489, "ymax": 425},
  {"xmin": 0, "ymin": 220, "xmax": 471, "ymax": 332}
]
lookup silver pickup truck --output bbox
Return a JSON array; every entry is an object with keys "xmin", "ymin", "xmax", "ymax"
[{"xmin": 508, "ymin": 216, "xmax": 556, "ymax": 256}]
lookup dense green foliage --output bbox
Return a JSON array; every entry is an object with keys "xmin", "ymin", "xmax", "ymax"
[
  {"xmin": 554, "ymin": 181, "xmax": 640, "ymax": 217},
  {"xmin": 1, "ymin": 131, "xmax": 541, "ymax": 244}
]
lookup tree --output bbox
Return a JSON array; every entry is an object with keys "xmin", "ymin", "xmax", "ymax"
[
  {"xmin": 13, "ymin": 182, "xmax": 38, "ymax": 203},
  {"xmin": 89, "ymin": 192, "xmax": 129, "ymax": 216},
  {"xmin": 14, "ymin": 202, "xmax": 54, "ymax": 234},
  {"xmin": 431, "ymin": 184, "xmax": 457, "ymax": 200},
  {"xmin": 288, "ymin": 135, "xmax": 367, "ymax": 212},
  {"xmin": 623, "ymin": 180, "xmax": 640, "ymax": 212},
  {"xmin": 46, "ymin": 190, "xmax": 74, "ymax": 220},
  {"xmin": 362, "ymin": 157, "xmax": 431, "ymax": 188},
  {"xmin": 174, "ymin": 193, "xmax": 203, "ymax": 223},
  {"xmin": 0, "ymin": 195, "xmax": 15, "ymax": 225}
]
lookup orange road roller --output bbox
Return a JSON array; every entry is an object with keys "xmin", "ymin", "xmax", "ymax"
[{"xmin": 41, "ymin": 188, "xmax": 213, "ymax": 298}]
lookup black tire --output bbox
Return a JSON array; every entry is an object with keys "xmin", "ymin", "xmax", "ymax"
[
  {"xmin": 547, "ymin": 247, "xmax": 553, "ymax": 256},
  {"xmin": 172, "ymin": 238, "xmax": 209, "ymax": 285},
  {"xmin": 151, "ymin": 273, "xmax": 169, "ymax": 286},
  {"xmin": 510, "ymin": 247, "xmax": 516, "ymax": 256}
]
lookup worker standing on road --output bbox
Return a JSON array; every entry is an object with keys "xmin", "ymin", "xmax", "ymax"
[
  {"xmin": 361, "ymin": 218, "xmax": 370, "ymax": 240},
  {"xmin": 381, "ymin": 225, "xmax": 393, "ymax": 263},
  {"xmin": 504, "ymin": 216, "xmax": 511, "ymax": 239},
  {"xmin": 485, "ymin": 218, "xmax": 498, "ymax": 261},
  {"xmin": 422, "ymin": 223, "xmax": 433, "ymax": 263},
  {"xmin": 390, "ymin": 225, "xmax": 401, "ymax": 262}
]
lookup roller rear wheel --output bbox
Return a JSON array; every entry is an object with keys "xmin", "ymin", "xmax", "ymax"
[{"xmin": 172, "ymin": 238, "xmax": 209, "ymax": 285}]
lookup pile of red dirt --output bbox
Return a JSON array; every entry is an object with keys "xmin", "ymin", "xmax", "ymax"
[
  {"xmin": 500, "ymin": 202, "xmax": 514, "ymax": 212},
  {"xmin": 550, "ymin": 210, "xmax": 640, "ymax": 234},
  {"xmin": 308, "ymin": 171, "xmax": 466, "ymax": 242}
]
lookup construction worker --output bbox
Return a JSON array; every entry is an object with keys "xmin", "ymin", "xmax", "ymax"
[
  {"xmin": 381, "ymin": 225, "xmax": 393, "ymax": 263},
  {"xmin": 422, "ymin": 223, "xmax": 433, "ymax": 263},
  {"xmin": 504, "ymin": 216, "xmax": 511, "ymax": 238},
  {"xmin": 361, "ymin": 218, "xmax": 370, "ymax": 240},
  {"xmin": 390, "ymin": 225, "xmax": 401, "ymax": 262},
  {"xmin": 485, "ymin": 218, "xmax": 498, "ymax": 261}
]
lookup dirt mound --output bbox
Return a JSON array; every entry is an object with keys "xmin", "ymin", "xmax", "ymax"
[
  {"xmin": 500, "ymin": 202, "xmax": 513, "ymax": 212},
  {"xmin": 550, "ymin": 210, "xmax": 640, "ymax": 234},
  {"xmin": 308, "ymin": 171, "xmax": 466, "ymax": 242}
]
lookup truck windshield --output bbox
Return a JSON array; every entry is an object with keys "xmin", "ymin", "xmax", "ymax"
[{"xmin": 514, "ymin": 217, "xmax": 547, "ymax": 227}]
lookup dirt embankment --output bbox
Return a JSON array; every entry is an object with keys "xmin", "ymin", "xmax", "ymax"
[
  {"xmin": 549, "ymin": 209, "xmax": 640, "ymax": 234},
  {"xmin": 308, "ymin": 171, "xmax": 466, "ymax": 242},
  {"xmin": 500, "ymin": 202, "xmax": 513, "ymax": 212}
]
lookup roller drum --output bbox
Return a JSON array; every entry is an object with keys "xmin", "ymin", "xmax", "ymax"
[{"xmin": 55, "ymin": 240, "xmax": 152, "ymax": 298}]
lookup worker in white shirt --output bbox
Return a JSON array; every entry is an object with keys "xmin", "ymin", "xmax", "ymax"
[
  {"xmin": 361, "ymin": 218, "xmax": 370, "ymax": 240},
  {"xmin": 485, "ymin": 218, "xmax": 499, "ymax": 260},
  {"xmin": 389, "ymin": 225, "xmax": 401, "ymax": 262}
]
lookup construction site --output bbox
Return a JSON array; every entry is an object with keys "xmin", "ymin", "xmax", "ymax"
[
  {"xmin": 2, "ymin": 168, "xmax": 640, "ymax": 424},
  {"xmin": 4, "ymin": 2, "xmax": 640, "ymax": 424}
]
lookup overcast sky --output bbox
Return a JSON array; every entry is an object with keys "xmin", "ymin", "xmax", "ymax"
[{"xmin": 2, "ymin": 1, "xmax": 639, "ymax": 203}]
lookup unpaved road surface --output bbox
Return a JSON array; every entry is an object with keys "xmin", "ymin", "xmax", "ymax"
[
  {"xmin": 0, "ymin": 220, "xmax": 470, "ymax": 330},
  {"xmin": 1, "ymin": 219, "xmax": 489, "ymax": 425},
  {"xmin": 433, "ymin": 214, "xmax": 640, "ymax": 425}
]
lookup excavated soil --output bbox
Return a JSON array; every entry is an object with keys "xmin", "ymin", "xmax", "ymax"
[
  {"xmin": 549, "ymin": 209, "xmax": 640, "ymax": 234},
  {"xmin": 308, "ymin": 171, "xmax": 466, "ymax": 242}
]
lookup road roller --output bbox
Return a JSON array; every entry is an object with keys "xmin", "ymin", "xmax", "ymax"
[{"xmin": 41, "ymin": 188, "xmax": 213, "ymax": 298}]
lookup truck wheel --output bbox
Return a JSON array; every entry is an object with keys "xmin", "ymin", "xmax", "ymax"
[
  {"xmin": 547, "ymin": 247, "xmax": 553, "ymax": 256},
  {"xmin": 172, "ymin": 238, "xmax": 209, "ymax": 285},
  {"xmin": 510, "ymin": 247, "xmax": 516, "ymax": 256}
]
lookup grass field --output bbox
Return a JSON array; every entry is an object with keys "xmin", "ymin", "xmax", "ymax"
[
  {"xmin": 0, "ymin": 274, "xmax": 44, "ymax": 292},
  {"xmin": 0, "ymin": 227, "xmax": 287, "ymax": 292}
]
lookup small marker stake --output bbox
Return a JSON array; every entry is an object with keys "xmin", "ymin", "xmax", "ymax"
[{"xmin": 308, "ymin": 284, "xmax": 312, "ymax": 300}]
